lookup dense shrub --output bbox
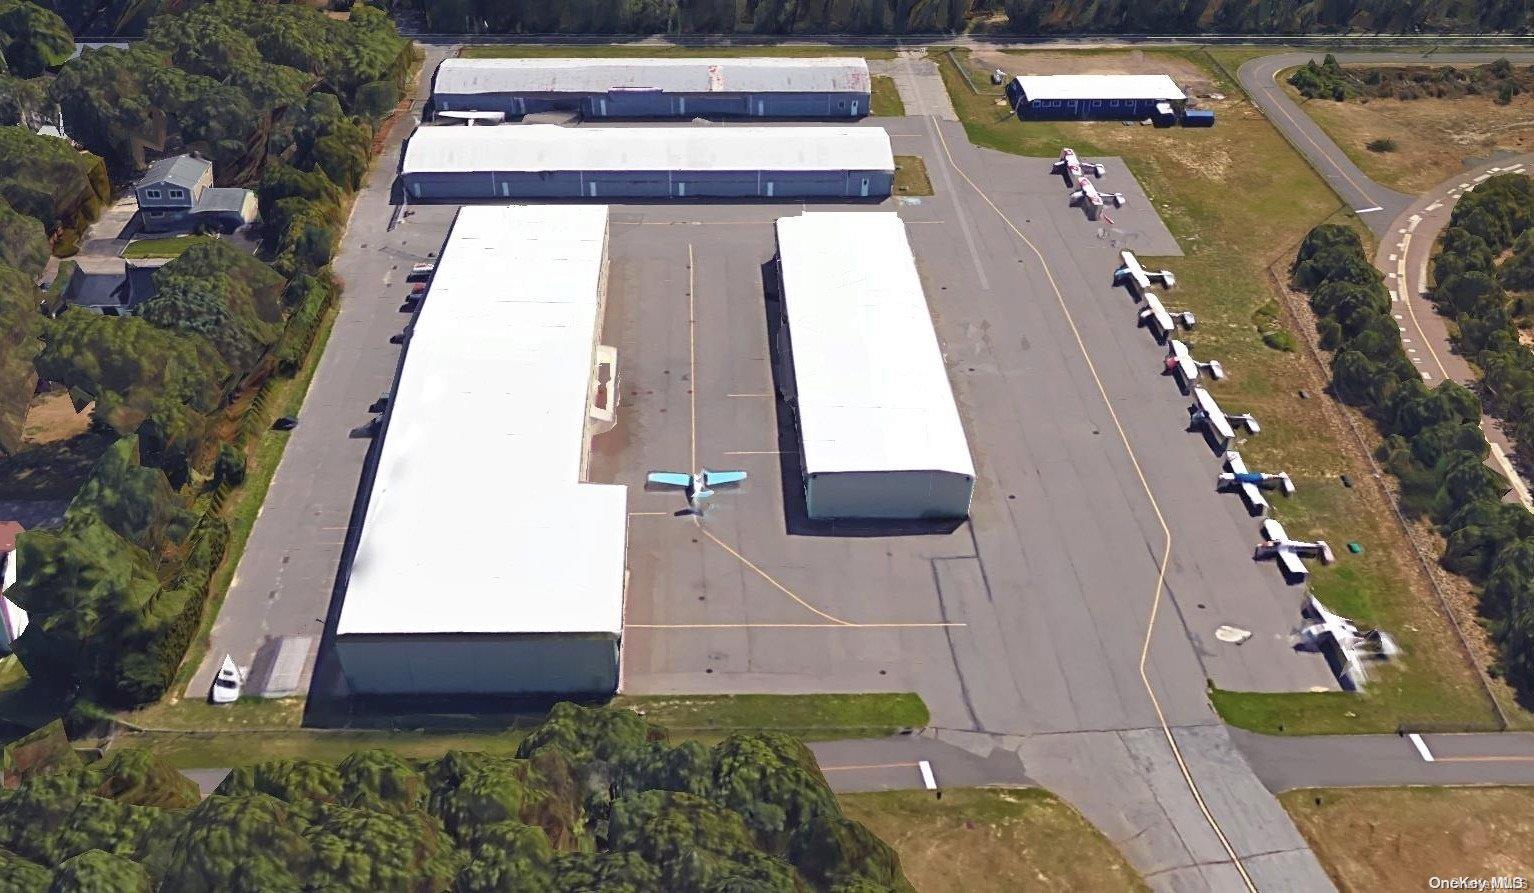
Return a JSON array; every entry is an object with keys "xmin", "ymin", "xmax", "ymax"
[{"xmin": 0, "ymin": 708, "xmax": 915, "ymax": 890}]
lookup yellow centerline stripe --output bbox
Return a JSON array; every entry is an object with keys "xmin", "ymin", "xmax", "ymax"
[{"xmin": 927, "ymin": 120, "xmax": 1257, "ymax": 891}]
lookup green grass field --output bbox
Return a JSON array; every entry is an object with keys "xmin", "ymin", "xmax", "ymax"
[
  {"xmin": 120, "ymin": 235, "xmax": 217, "ymax": 259},
  {"xmin": 461, "ymin": 44, "xmax": 894, "ymax": 60},
  {"xmin": 871, "ymin": 74, "xmax": 905, "ymax": 116},
  {"xmin": 933, "ymin": 46, "xmax": 1502, "ymax": 734},
  {"xmin": 840, "ymin": 788, "xmax": 1148, "ymax": 892},
  {"xmin": 893, "ymin": 154, "xmax": 932, "ymax": 196}
]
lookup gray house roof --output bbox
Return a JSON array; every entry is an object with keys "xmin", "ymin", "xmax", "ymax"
[
  {"xmin": 193, "ymin": 187, "xmax": 252, "ymax": 215},
  {"xmin": 139, "ymin": 154, "xmax": 211, "ymax": 190}
]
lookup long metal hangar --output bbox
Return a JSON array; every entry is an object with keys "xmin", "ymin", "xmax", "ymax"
[
  {"xmin": 336, "ymin": 205, "xmax": 627, "ymax": 697},
  {"xmin": 433, "ymin": 57, "xmax": 872, "ymax": 119},
  {"xmin": 1006, "ymin": 74, "xmax": 1186, "ymax": 120},
  {"xmin": 400, "ymin": 124, "xmax": 894, "ymax": 201},
  {"xmin": 775, "ymin": 212, "xmax": 976, "ymax": 520}
]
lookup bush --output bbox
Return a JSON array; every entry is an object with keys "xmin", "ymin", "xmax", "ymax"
[
  {"xmin": 1365, "ymin": 137, "xmax": 1398, "ymax": 153},
  {"xmin": 1262, "ymin": 330, "xmax": 1297, "ymax": 352}
]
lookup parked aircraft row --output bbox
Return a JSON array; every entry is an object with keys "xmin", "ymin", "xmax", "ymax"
[
  {"xmin": 1053, "ymin": 148, "xmax": 1124, "ymax": 222},
  {"xmin": 1079, "ymin": 153, "xmax": 1394, "ymax": 689}
]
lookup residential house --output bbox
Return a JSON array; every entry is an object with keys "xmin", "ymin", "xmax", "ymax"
[{"xmin": 135, "ymin": 155, "xmax": 257, "ymax": 234}]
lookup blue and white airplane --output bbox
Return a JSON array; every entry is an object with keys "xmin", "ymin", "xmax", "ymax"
[
  {"xmin": 1218, "ymin": 450, "xmax": 1294, "ymax": 515},
  {"xmin": 647, "ymin": 468, "xmax": 748, "ymax": 513}
]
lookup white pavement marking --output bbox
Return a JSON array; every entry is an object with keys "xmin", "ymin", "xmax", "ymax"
[
  {"xmin": 1408, "ymin": 733, "xmax": 1435, "ymax": 762},
  {"xmin": 1357, "ymin": 205, "xmax": 1383, "ymax": 213},
  {"xmin": 1388, "ymin": 254, "xmax": 1397, "ymax": 261},
  {"xmin": 918, "ymin": 759, "xmax": 938, "ymax": 791}
]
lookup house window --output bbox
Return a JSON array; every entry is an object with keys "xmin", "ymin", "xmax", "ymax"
[
  {"xmin": 146, "ymin": 210, "xmax": 165, "ymax": 219},
  {"xmin": 1109, "ymin": 99, "xmax": 1119, "ymax": 107},
  {"xmin": 145, "ymin": 189, "xmax": 162, "ymax": 199},
  {"xmin": 169, "ymin": 188, "xmax": 186, "ymax": 200}
]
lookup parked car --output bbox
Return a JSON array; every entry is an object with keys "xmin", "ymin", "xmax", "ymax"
[
  {"xmin": 210, "ymin": 654, "xmax": 244, "ymax": 704},
  {"xmin": 272, "ymin": 416, "xmax": 298, "ymax": 431},
  {"xmin": 407, "ymin": 262, "xmax": 435, "ymax": 282}
]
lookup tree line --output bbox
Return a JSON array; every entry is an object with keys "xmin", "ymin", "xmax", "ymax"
[
  {"xmin": 1290, "ymin": 55, "xmax": 1530, "ymax": 104},
  {"xmin": 1, "ymin": 1, "xmax": 412, "ymax": 711},
  {"xmin": 0, "ymin": 704, "xmax": 913, "ymax": 891},
  {"xmin": 1294, "ymin": 178, "xmax": 1534, "ymax": 695}
]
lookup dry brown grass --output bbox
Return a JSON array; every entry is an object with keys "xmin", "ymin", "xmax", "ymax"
[
  {"xmin": 1282, "ymin": 787, "xmax": 1534, "ymax": 891},
  {"xmin": 21, "ymin": 391, "xmax": 91, "ymax": 445},
  {"xmin": 840, "ymin": 788, "xmax": 1148, "ymax": 893},
  {"xmin": 1286, "ymin": 77, "xmax": 1534, "ymax": 194}
]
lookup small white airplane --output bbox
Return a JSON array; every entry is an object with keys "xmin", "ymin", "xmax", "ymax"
[
  {"xmin": 1188, "ymin": 386, "xmax": 1259, "ymax": 450},
  {"xmin": 1113, "ymin": 250, "xmax": 1176, "ymax": 298},
  {"xmin": 1070, "ymin": 176, "xmax": 1125, "ymax": 221},
  {"xmin": 1297, "ymin": 593, "xmax": 1400, "ymax": 690},
  {"xmin": 1051, "ymin": 147, "xmax": 1105, "ymax": 181},
  {"xmin": 647, "ymin": 468, "xmax": 748, "ymax": 513},
  {"xmin": 1165, "ymin": 340, "xmax": 1224, "ymax": 384},
  {"xmin": 1218, "ymin": 450, "xmax": 1293, "ymax": 515},
  {"xmin": 1254, "ymin": 518, "xmax": 1334, "ymax": 580},
  {"xmin": 1140, "ymin": 293, "xmax": 1196, "ymax": 341}
]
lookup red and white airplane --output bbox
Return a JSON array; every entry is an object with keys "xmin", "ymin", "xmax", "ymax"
[
  {"xmin": 1051, "ymin": 147, "xmax": 1105, "ymax": 181},
  {"xmin": 1070, "ymin": 176, "xmax": 1125, "ymax": 222},
  {"xmin": 1254, "ymin": 518, "xmax": 1334, "ymax": 581},
  {"xmin": 1165, "ymin": 339, "xmax": 1224, "ymax": 384}
]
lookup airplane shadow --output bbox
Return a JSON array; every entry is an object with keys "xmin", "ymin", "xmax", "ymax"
[{"xmin": 758, "ymin": 258, "xmax": 965, "ymax": 539}]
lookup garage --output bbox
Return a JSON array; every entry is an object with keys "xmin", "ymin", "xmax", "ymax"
[
  {"xmin": 335, "ymin": 205, "xmax": 627, "ymax": 697},
  {"xmin": 775, "ymin": 212, "xmax": 976, "ymax": 521},
  {"xmin": 432, "ymin": 57, "xmax": 871, "ymax": 119},
  {"xmin": 400, "ymin": 124, "xmax": 895, "ymax": 202}
]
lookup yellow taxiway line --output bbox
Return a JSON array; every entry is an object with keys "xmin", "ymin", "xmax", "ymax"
[{"xmin": 927, "ymin": 117, "xmax": 1257, "ymax": 891}]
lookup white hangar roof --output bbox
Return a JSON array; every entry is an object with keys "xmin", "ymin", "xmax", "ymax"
[
  {"xmin": 775, "ymin": 212, "xmax": 975, "ymax": 479},
  {"xmin": 435, "ymin": 57, "xmax": 871, "ymax": 96},
  {"xmin": 339, "ymin": 205, "xmax": 626, "ymax": 638},
  {"xmin": 1011, "ymin": 74, "xmax": 1186, "ymax": 102},
  {"xmin": 402, "ymin": 124, "xmax": 895, "ymax": 175}
]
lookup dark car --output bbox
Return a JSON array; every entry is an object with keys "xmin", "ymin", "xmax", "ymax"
[{"xmin": 272, "ymin": 416, "xmax": 299, "ymax": 431}]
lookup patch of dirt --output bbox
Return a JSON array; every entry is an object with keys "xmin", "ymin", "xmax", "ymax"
[
  {"xmin": 21, "ymin": 391, "xmax": 92, "ymax": 445},
  {"xmin": 976, "ymin": 49, "xmax": 1220, "ymax": 98}
]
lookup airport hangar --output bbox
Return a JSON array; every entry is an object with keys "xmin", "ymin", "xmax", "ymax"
[
  {"xmin": 776, "ymin": 212, "xmax": 976, "ymax": 520},
  {"xmin": 1006, "ymin": 74, "xmax": 1186, "ymax": 120},
  {"xmin": 335, "ymin": 204, "xmax": 627, "ymax": 697},
  {"xmin": 400, "ymin": 124, "xmax": 895, "ymax": 201},
  {"xmin": 433, "ymin": 56, "xmax": 872, "ymax": 119}
]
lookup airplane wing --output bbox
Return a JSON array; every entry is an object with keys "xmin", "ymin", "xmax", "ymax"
[
  {"xmin": 1276, "ymin": 549, "xmax": 1308, "ymax": 577},
  {"xmin": 704, "ymin": 470, "xmax": 748, "ymax": 486},
  {"xmin": 1240, "ymin": 482, "xmax": 1268, "ymax": 512},
  {"xmin": 1261, "ymin": 518, "xmax": 1288, "ymax": 541},
  {"xmin": 647, "ymin": 472, "xmax": 692, "ymax": 487}
]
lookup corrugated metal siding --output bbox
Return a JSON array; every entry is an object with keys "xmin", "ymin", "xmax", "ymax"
[{"xmin": 437, "ymin": 90, "xmax": 866, "ymax": 119}]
